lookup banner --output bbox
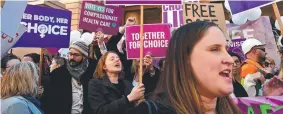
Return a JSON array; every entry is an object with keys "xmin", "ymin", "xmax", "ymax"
[
  {"xmin": 14, "ymin": 5, "xmax": 71, "ymax": 48},
  {"xmin": 1, "ymin": 1, "xmax": 27, "ymax": 38},
  {"xmin": 126, "ymin": 24, "xmax": 171, "ymax": 59},
  {"xmin": 228, "ymin": 38, "xmax": 246, "ymax": 62},
  {"xmin": 226, "ymin": 16, "xmax": 280, "ymax": 68},
  {"xmin": 162, "ymin": 5, "xmax": 184, "ymax": 28},
  {"xmin": 105, "ymin": 0, "xmax": 182, "ymax": 5},
  {"xmin": 79, "ymin": 1, "xmax": 124, "ymax": 35},
  {"xmin": 1, "ymin": 25, "xmax": 27, "ymax": 59},
  {"xmin": 183, "ymin": 2, "xmax": 226, "ymax": 32},
  {"xmin": 228, "ymin": 0, "xmax": 279, "ymax": 15},
  {"xmin": 234, "ymin": 96, "xmax": 283, "ymax": 114}
]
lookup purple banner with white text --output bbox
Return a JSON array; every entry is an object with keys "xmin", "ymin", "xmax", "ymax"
[
  {"xmin": 79, "ymin": 1, "xmax": 124, "ymax": 35},
  {"xmin": 14, "ymin": 5, "xmax": 71, "ymax": 48},
  {"xmin": 162, "ymin": 5, "xmax": 184, "ymax": 28}
]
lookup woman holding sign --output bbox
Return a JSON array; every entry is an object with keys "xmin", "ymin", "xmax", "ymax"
[
  {"xmin": 129, "ymin": 21, "xmax": 242, "ymax": 114},
  {"xmin": 88, "ymin": 51, "xmax": 145, "ymax": 114}
]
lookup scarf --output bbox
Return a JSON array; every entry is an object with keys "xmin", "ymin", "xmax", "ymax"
[
  {"xmin": 67, "ymin": 59, "xmax": 89, "ymax": 84},
  {"xmin": 22, "ymin": 95, "xmax": 44, "ymax": 114}
]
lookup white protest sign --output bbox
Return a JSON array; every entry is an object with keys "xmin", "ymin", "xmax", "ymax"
[
  {"xmin": 1, "ymin": 25, "xmax": 27, "ymax": 59},
  {"xmin": 1, "ymin": 1, "xmax": 27, "ymax": 37}
]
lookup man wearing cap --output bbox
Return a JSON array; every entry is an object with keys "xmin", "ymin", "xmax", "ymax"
[
  {"xmin": 240, "ymin": 38, "xmax": 271, "ymax": 96},
  {"xmin": 241, "ymin": 38, "xmax": 267, "ymax": 78},
  {"xmin": 42, "ymin": 41, "xmax": 97, "ymax": 114}
]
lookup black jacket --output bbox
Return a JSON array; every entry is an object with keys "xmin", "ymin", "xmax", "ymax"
[
  {"xmin": 127, "ymin": 100, "xmax": 176, "ymax": 114},
  {"xmin": 88, "ymin": 76, "xmax": 134, "ymax": 114},
  {"xmin": 233, "ymin": 80, "xmax": 248, "ymax": 97},
  {"xmin": 42, "ymin": 59, "xmax": 97, "ymax": 114}
]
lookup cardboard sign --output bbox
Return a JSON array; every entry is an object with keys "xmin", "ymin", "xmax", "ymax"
[
  {"xmin": 226, "ymin": 16, "xmax": 280, "ymax": 68},
  {"xmin": 228, "ymin": 0, "xmax": 280, "ymax": 15},
  {"xmin": 162, "ymin": 5, "xmax": 184, "ymax": 28},
  {"xmin": 14, "ymin": 5, "xmax": 72, "ymax": 48},
  {"xmin": 1, "ymin": 1, "xmax": 27, "ymax": 38},
  {"xmin": 1, "ymin": 25, "xmax": 26, "ymax": 59},
  {"xmin": 183, "ymin": 2, "xmax": 226, "ymax": 32},
  {"xmin": 79, "ymin": 1, "xmax": 124, "ymax": 35},
  {"xmin": 126, "ymin": 24, "xmax": 171, "ymax": 59},
  {"xmin": 234, "ymin": 96, "xmax": 283, "ymax": 114},
  {"xmin": 105, "ymin": 0, "xmax": 182, "ymax": 5}
]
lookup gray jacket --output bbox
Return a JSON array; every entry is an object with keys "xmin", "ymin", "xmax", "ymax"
[{"xmin": 1, "ymin": 96, "xmax": 42, "ymax": 114}]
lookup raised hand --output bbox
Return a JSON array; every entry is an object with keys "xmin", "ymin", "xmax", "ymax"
[{"xmin": 263, "ymin": 76, "xmax": 283, "ymax": 96}]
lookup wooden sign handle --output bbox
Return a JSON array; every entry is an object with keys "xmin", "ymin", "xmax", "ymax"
[
  {"xmin": 139, "ymin": 5, "xmax": 144, "ymax": 83},
  {"xmin": 39, "ymin": 48, "xmax": 44, "ymax": 86},
  {"xmin": 272, "ymin": 3, "xmax": 283, "ymax": 35}
]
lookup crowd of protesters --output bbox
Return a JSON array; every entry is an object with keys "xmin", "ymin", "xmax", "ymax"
[{"xmin": 1, "ymin": 18, "xmax": 283, "ymax": 114}]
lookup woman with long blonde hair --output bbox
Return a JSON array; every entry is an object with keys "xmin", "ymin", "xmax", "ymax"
[
  {"xmin": 1, "ymin": 62, "xmax": 43, "ymax": 114},
  {"xmin": 129, "ymin": 21, "xmax": 242, "ymax": 114}
]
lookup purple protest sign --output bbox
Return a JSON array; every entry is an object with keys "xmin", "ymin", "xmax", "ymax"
[
  {"xmin": 228, "ymin": 0, "xmax": 276, "ymax": 15},
  {"xmin": 105, "ymin": 0, "xmax": 182, "ymax": 5},
  {"xmin": 126, "ymin": 24, "xmax": 171, "ymax": 59},
  {"xmin": 79, "ymin": 1, "xmax": 123, "ymax": 35},
  {"xmin": 226, "ymin": 16, "xmax": 280, "ymax": 68},
  {"xmin": 14, "ymin": 5, "xmax": 71, "ymax": 48},
  {"xmin": 272, "ymin": 108, "xmax": 283, "ymax": 114},
  {"xmin": 234, "ymin": 96, "xmax": 283, "ymax": 114},
  {"xmin": 162, "ymin": 5, "xmax": 184, "ymax": 28},
  {"xmin": 228, "ymin": 38, "xmax": 246, "ymax": 61}
]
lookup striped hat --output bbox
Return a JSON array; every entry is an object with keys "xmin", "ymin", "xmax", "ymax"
[{"xmin": 69, "ymin": 41, "xmax": 89, "ymax": 57}]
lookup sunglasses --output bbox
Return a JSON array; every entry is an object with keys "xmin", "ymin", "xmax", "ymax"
[
  {"xmin": 265, "ymin": 62, "xmax": 270, "ymax": 67},
  {"xmin": 255, "ymin": 48, "xmax": 265, "ymax": 52}
]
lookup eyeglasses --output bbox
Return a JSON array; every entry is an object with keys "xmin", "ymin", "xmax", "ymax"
[
  {"xmin": 68, "ymin": 52, "xmax": 82, "ymax": 57},
  {"xmin": 234, "ymin": 60, "xmax": 241, "ymax": 65},
  {"xmin": 255, "ymin": 48, "xmax": 265, "ymax": 52}
]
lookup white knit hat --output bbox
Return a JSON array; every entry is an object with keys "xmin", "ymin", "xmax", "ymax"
[{"xmin": 69, "ymin": 41, "xmax": 89, "ymax": 57}]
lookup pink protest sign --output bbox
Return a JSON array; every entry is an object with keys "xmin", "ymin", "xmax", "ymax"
[
  {"xmin": 79, "ymin": 1, "xmax": 124, "ymax": 35},
  {"xmin": 234, "ymin": 96, "xmax": 283, "ymax": 114},
  {"xmin": 125, "ymin": 24, "xmax": 171, "ymax": 59}
]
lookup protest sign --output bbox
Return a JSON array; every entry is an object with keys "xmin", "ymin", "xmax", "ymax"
[
  {"xmin": 1, "ymin": 1, "xmax": 27, "ymax": 38},
  {"xmin": 183, "ymin": 2, "xmax": 226, "ymax": 32},
  {"xmin": 79, "ymin": 1, "xmax": 124, "ymax": 35},
  {"xmin": 228, "ymin": 0, "xmax": 280, "ymax": 15},
  {"xmin": 14, "ymin": 5, "xmax": 71, "ymax": 48},
  {"xmin": 227, "ymin": 16, "xmax": 280, "ymax": 68},
  {"xmin": 105, "ymin": 0, "xmax": 182, "ymax": 5},
  {"xmin": 162, "ymin": 5, "xmax": 184, "ymax": 28},
  {"xmin": 126, "ymin": 24, "xmax": 171, "ymax": 59},
  {"xmin": 58, "ymin": 48, "xmax": 69, "ymax": 59},
  {"xmin": 1, "ymin": 25, "xmax": 26, "ymax": 59},
  {"xmin": 234, "ymin": 96, "xmax": 283, "ymax": 114},
  {"xmin": 228, "ymin": 38, "xmax": 246, "ymax": 61}
]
